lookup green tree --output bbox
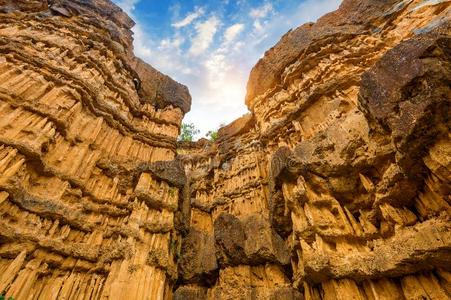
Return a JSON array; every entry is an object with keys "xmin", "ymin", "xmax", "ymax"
[
  {"xmin": 178, "ymin": 123, "xmax": 200, "ymax": 142},
  {"xmin": 205, "ymin": 130, "xmax": 218, "ymax": 142},
  {"xmin": 206, "ymin": 123, "xmax": 225, "ymax": 142}
]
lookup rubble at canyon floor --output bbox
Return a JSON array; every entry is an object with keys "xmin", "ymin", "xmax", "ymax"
[{"xmin": 0, "ymin": 0, "xmax": 450, "ymax": 299}]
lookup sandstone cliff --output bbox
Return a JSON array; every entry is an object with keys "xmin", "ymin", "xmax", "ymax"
[
  {"xmin": 0, "ymin": 0, "xmax": 190, "ymax": 299},
  {"xmin": 0, "ymin": 0, "xmax": 450, "ymax": 300},
  {"xmin": 176, "ymin": 0, "xmax": 451, "ymax": 299}
]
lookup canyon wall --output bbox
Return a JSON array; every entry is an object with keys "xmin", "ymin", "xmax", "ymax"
[
  {"xmin": 0, "ymin": 0, "xmax": 191, "ymax": 299},
  {"xmin": 176, "ymin": 0, "xmax": 451, "ymax": 299},
  {"xmin": 0, "ymin": 0, "xmax": 450, "ymax": 299}
]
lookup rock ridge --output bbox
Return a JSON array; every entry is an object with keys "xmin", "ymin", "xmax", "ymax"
[
  {"xmin": 0, "ymin": 0, "xmax": 450, "ymax": 299},
  {"xmin": 0, "ymin": 0, "xmax": 190, "ymax": 298},
  {"xmin": 176, "ymin": 0, "xmax": 451, "ymax": 299}
]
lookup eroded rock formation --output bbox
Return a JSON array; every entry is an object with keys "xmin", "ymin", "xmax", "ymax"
[
  {"xmin": 0, "ymin": 0, "xmax": 450, "ymax": 299},
  {"xmin": 0, "ymin": 0, "xmax": 190, "ymax": 299},
  {"xmin": 176, "ymin": 0, "xmax": 451, "ymax": 299}
]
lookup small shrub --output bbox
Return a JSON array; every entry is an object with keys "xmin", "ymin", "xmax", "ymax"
[
  {"xmin": 206, "ymin": 130, "xmax": 218, "ymax": 142},
  {"xmin": 178, "ymin": 123, "xmax": 200, "ymax": 142},
  {"xmin": 0, "ymin": 293, "xmax": 14, "ymax": 300}
]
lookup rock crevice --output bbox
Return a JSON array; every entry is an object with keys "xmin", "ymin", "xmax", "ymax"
[{"xmin": 0, "ymin": 0, "xmax": 450, "ymax": 299}]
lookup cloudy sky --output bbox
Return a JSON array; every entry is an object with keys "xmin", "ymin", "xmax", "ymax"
[{"xmin": 113, "ymin": 0, "xmax": 342, "ymax": 138}]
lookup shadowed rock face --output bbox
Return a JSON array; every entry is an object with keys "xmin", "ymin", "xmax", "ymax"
[
  {"xmin": 176, "ymin": 0, "xmax": 451, "ymax": 299},
  {"xmin": 131, "ymin": 58, "xmax": 192, "ymax": 114},
  {"xmin": 361, "ymin": 28, "xmax": 451, "ymax": 176},
  {"xmin": 0, "ymin": 0, "xmax": 450, "ymax": 299}
]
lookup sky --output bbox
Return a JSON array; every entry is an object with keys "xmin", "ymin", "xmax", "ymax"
[{"xmin": 113, "ymin": 0, "xmax": 342, "ymax": 138}]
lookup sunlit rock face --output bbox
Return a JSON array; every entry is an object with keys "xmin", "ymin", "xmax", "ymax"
[
  {"xmin": 0, "ymin": 0, "xmax": 191, "ymax": 299},
  {"xmin": 0, "ymin": 0, "xmax": 450, "ymax": 299},
  {"xmin": 176, "ymin": 0, "xmax": 451, "ymax": 299}
]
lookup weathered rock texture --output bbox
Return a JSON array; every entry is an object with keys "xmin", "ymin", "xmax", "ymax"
[
  {"xmin": 176, "ymin": 0, "xmax": 451, "ymax": 299},
  {"xmin": 0, "ymin": 0, "xmax": 450, "ymax": 299},
  {"xmin": 0, "ymin": 0, "xmax": 190, "ymax": 299}
]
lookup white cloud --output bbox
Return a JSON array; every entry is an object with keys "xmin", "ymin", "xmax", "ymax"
[
  {"xmin": 115, "ymin": 0, "xmax": 140, "ymax": 14},
  {"xmin": 250, "ymin": 3, "xmax": 273, "ymax": 19},
  {"xmin": 204, "ymin": 54, "xmax": 229, "ymax": 85},
  {"xmin": 132, "ymin": 25, "xmax": 152, "ymax": 57},
  {"xmin": 223, "ymin": 23, "xmax": 245, "ymax": 45},
  {"xmin": 253, "ymin": 19, "xmax": 263, "ymax": 32},
  {"xmin": 249, "ymin": 0, "xmax": 341, "ymax": 45},
  {"xmin": 159, "ymin": 36, "xmax": 184, "ymax": 50},
  {"xmin": 188, "ymin": 16, "xmax": 220, "ymax": 56},
  {"xmin": 172, "ymin": 7, "xmax": 205, "ymax": 28},
  {"xmin": 114, "ymin": 0, "xmax": 342, "ymax": 138}
]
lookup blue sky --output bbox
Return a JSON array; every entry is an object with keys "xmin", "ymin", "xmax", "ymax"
[{"xmin": 113, "ymin": 0, "xmax": 341, "ymax": 137}]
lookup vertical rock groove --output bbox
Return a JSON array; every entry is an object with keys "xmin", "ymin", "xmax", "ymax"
[
  {"xmin": 176, "ymin": 0, "xmax": 450, "ymax": 299},
  {"xmin": 0, "ymin": 0, "xmax": 190, "ymax": 299},
  {"xmin": 0, "ymin": 0, "xmax": 450, "ymax": 299}
]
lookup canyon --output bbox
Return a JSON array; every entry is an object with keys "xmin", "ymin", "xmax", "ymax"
[{"xmin": 0, "ymin": 0, "xmax": 449, "ymax": 299}]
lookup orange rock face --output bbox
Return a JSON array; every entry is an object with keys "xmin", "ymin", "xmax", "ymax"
[
  {"xmin": 0, "ymin": 0, "xmax": 190, "ymax": 299},
  {"xmin": 177, "ymin": 0, "xmax": 451, "ymax": 299},
  {"xmin": 0, "ymin": 0, "xmax": 450, "ymax": 300}
]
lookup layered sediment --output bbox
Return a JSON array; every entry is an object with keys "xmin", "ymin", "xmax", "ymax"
[
  {"xmin": 0, "ymin": 0, "xmax": 450, "ymax": 299},
  {"xmin": 0, "ymin": 0, "xmax": 190, "ymax": 299},
  {"xmin": 176, "ymin": 0, "xmax": 451, "ymax": 299}
]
